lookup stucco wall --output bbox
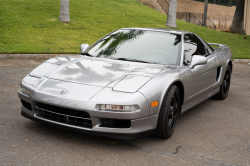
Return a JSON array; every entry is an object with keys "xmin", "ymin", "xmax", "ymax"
[
  {"xmin": 137, "ymin": 0, "xmax": 236, "ymax": 30},
  {"xmin": 177, "ymin": 0, "xmax": 236, "ymax": 30}
]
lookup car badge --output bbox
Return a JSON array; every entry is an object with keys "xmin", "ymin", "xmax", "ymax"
[{"xmin": 60, "ymin": 90, "xmax": 67, "ymax": 94}]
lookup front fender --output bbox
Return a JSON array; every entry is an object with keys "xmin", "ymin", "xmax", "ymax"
[{"xmin": 138, "ymin": 67, "xmax": 187, "ymax": 115}]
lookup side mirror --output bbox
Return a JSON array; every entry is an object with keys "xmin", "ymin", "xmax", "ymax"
[
  {"xmin": 189, "ymin": 55, "xmax": 207, "ymax": 69},
  {"xmin": 80, "ymin": 44, "xmax": 89, "ymax": 53}
]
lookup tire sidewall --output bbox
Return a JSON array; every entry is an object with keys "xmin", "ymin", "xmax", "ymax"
[
  {"xmin": 156, "ymin": 85, "xmax": 180, "ymax": 139},
  {"xmin": 166, "ymin": 87, "xmax": 180, "ymax": 136},
  {"xmin": 221, "ymin": 65, "xmax": 231, "ymax": 99}
]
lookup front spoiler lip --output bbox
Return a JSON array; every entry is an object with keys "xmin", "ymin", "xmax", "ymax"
[{"xmin": 21, "ymin": 111, "xmax": 155, "ymax": 140}]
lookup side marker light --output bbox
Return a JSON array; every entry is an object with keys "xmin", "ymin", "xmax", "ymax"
[{"xmin": 151, "ymin": 101, "xmax": 158, "ymax": 107}]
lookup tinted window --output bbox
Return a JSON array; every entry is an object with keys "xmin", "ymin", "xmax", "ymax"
[
  {"xmin": 87, "ymin": 30, "xmax": 181, "ymax": 65},
  {"xmin": 183, "ymin": 34, "xmax": 208, "ymax": 65},
  {"xmin": 205, "ymin": 41, "xmax": 215, "ymax": 52}
]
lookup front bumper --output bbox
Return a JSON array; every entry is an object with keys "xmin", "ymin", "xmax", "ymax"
[
  {"xmin": 21, "ymin": 111, "xmax": 155, "ymax": 140},
  {"xmin": 19, "ymin": 90, "xmax": 158, "ymax": 140}
]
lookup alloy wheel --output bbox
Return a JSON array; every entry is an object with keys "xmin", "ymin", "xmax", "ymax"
[
  {"xmin": 223, "ymin": 71, "xmax": 230, "ymax": 95},
  {"xmin": 168, "ymin": 91, "xmax": 179, "ymax": 131}
]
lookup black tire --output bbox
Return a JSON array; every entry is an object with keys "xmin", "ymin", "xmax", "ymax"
[
  {"xmin": 155, "ymin": 85, "xmax": 180, "ymax": 139},
  {"xmin": 214, "ymin": 65, "xmax": 231, "ymax": 100}
]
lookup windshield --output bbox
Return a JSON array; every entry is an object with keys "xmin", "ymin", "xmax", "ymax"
[{"xmin": 87, "ymin": 29, "xmax": 181, "ymax": 65}]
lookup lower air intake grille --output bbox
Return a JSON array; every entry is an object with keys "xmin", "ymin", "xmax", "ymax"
[
  {"xmin": 100, "ymin": 118, "xmax": 131, "ymax": 128},
  {"xmin": 21, "ymin": 100, "xmax": 32, "ymax": 111},
  {"xmin": 34, "ymin": 102, "xmax": 92, "ymax": 128}
]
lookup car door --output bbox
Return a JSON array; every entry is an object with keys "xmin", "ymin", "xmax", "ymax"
[{"xmin": 183, "ymin": 33, "xmax": 218, "ymax": 109}]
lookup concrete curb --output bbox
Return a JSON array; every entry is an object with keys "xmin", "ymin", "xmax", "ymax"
[
  {"xmin": 0, "ymin": 54, "xmax": 249, "ymax": 64},
  {"xmin": 0, "ymin": 54, "xmax": 76, "ymax": 59},
  {"xmin": 233, "ymin": 59, "xmax": 250, "ymax": 63}
]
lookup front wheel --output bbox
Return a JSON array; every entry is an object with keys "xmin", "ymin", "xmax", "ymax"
[
  {"xmin": 214, "ymin": 65, "xmax": 231, "ymax": 100},
  {"xmin": 155, "ymin": 85, "xmax": 180, "ymax": 139}
]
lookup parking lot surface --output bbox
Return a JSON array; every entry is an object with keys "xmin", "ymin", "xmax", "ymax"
[{"xmin": 0, "ymin": 59, "xmax": 249, "ymax": 166}]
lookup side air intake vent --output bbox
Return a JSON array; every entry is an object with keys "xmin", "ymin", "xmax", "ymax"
[
  {"xmin": 216, "ymin": 66, "xmax": 222, "ymax": 82},
  {"xmin": 21, "ymin": 100, "xmax": 32, "ymax": 111}
]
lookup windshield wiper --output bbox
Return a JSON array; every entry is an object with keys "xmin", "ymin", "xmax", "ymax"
[
  {"xmin": 113, "ymin": 58, "xmax": 159, "ymax": 64},
  {"xmin": 82, "ymin": 52, "xmax": 94, "ymax": 57}
]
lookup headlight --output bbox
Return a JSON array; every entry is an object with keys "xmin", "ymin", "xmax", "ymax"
[
  {"xmin": 20, "ymin": 86, "xmax": 30, "ymax": 95},
  {"xmin": 100, "ymin": 104, "xmax": 137, "ymax": 112},
  {"xmin": 113, "ymin": 75, "xmax": 151, "ymax": 93}
]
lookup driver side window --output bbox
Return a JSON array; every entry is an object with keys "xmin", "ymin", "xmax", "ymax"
[{"xmin": 183, "ymin": 34, "xmax": 208, "ymax": 65}]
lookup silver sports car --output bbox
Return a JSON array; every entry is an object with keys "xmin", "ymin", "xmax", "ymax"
[{"xmin": 18, "ymin": 28, "xmax": 233, "ymax": 139}]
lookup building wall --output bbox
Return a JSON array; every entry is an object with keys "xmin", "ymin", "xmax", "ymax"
[{"xmin": 137, "ymin": 0, "xmax": 236, "ymax": 30}]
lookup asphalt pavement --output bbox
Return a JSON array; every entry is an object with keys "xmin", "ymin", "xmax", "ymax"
[{"xmin": 0, "ymin": 59, "xmax": 250, "ymax": 166}]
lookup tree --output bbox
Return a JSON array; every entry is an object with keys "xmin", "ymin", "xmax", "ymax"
[
  {"xmin": 166, "ymin": 0, "xmax": 177, "ymax": 28},
  {"xmin": 230, "ymin": 0, "xmax": 246, "ymax": 34},
  {"xmin": 59, "ymin": 0, "xmax": 70, "ymax": 23},
  {"xmin": 203, "ymin": 0, "xmax": 208, "ymax": 27}
]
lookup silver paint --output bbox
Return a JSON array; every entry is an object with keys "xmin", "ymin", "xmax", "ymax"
[
  {"xmin": 80, "ymin": 44, "xmax": 89, "ymax": 53},
  {"xmin": 18, "ymin": 28, "xmax": 234, "ymax": 136},
  {"xmin": 189, "ymin": 55, "xmax": 207, "ymax": 69}
]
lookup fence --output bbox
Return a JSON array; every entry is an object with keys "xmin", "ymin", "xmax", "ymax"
[
  {"xmin": 156, "ymin": 0, "xmax": 169, "ymax": 14},
  {"xmin": 177, "ymin": 12, "xmax": 202, "ymax": 25},
  {"xmin": 177, "ymin": 12, "xmax": 216, "ymax": 29},
  {"xmin": 156, "ymin": 0, "xmax": 217, "ymax": 29},
  {"xmin": 192, "ymin": 0, "xmax": 237, "ymax": 7},
  {"xmin": 202, "ymin": 14, "xmax": 217, "ymax": 29}
]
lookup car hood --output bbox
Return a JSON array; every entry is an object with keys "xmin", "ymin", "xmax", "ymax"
[{"xmin": 48, "ymin": 57, "xmax": 164, "ymax": 87}]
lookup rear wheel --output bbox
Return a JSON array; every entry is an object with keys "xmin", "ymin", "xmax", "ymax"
[
  {"xmin": 155, "ymin": 85, "xmax": 180, "ymax": 139},
  {"xmin": 214, "ymin": 65, "xmax": 231, "ymax": 100}
]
